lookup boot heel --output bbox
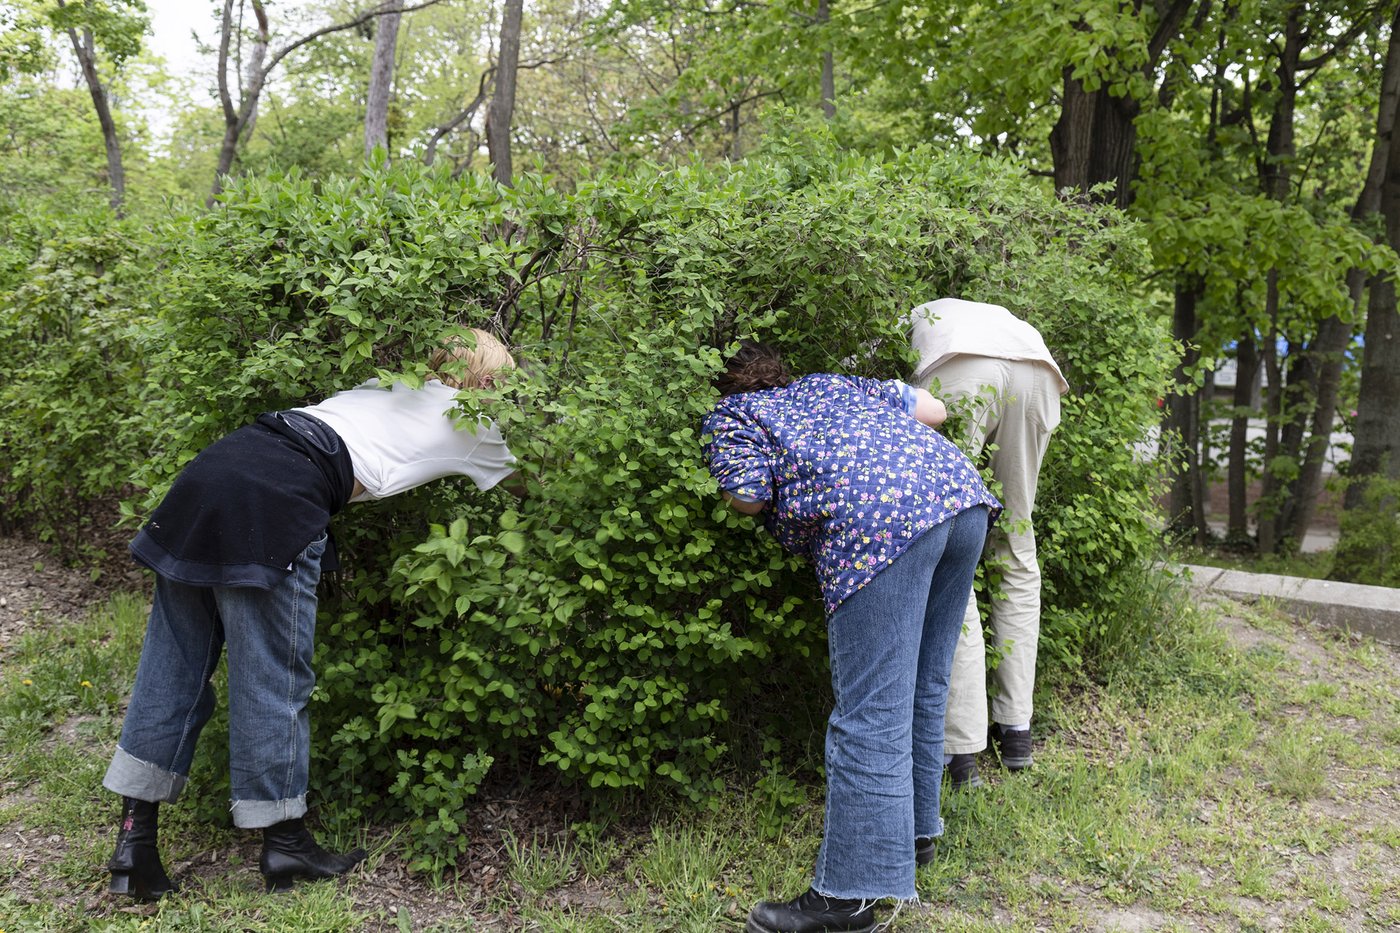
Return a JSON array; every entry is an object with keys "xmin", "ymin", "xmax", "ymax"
[
  {"xmin": 264, "ymin": 873, "xmax": 296, "ymax": 894},
  {"xmin": 108, "ymin": 797, "xmax": 175, "ymax": 901}
]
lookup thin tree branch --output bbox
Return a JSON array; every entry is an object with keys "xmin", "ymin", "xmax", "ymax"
[
  {"xmin": 1296, "ymin": 3, "xmax": 1385, "ymax": 72},
  {"xmin": 260, "ymin": 0, "xmax": 449, "ymax": 78},
  {"xmin": 682, "ymin": 87, "xmax": 785, "ymax": 137},
  {"xmin": 426, "ymin": 67, "xmax": 494, "ymax": 166},
  {"xmin": 1146, "ymin": 0, "xmax": 1198, "ymax": 73},
  {"xmin": 217, "ymin": 0, "xmax": 236, "ymax": 123},
  {"xmin": 424, "ymin": 54, "xmax": 569, "ymax": 165}
]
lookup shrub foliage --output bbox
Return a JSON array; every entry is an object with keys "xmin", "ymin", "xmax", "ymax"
[{"xmin": 0, "ymin": 130, "xmax": 1171, "ymax": 868}]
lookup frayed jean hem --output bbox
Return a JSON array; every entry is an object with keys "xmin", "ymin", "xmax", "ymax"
[
  {"xmin": 230, "ymin": 794, "xmax": 308, "ymax": 829},
  {"xmin": 103, "ymin": 745, "xmax": 188, "ymax": 803}
]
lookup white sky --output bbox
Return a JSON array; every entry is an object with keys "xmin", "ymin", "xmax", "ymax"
[
  {"xmin": 137, "ymin": 1, "xmax": 322, "ymax": 144},
  {"xmin": 143, "ymin": 0, "xmax": 214, "ymax": 80}
]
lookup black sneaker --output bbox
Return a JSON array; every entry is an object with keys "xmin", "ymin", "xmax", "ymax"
[
  {"xmin": 990, "ymin": 724, "xmax": 1033, "ymax": 770},
  {"xmin": 745, "ymin": 887, "xmax": 877, "ymax": 933},
  {"xmin": 915, "ymin": 835, "xmax": 937, "ymax": 866},
  {"xmin": 945, "ymin": 753, "xmax": 984, "ymax": 789}
]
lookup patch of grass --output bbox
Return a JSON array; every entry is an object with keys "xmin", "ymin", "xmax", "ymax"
[
  {"xmin": 503, "ymin": 830, "xmax": 576, "ymax": 897},
  {"xmin": 1182, "ymin": 546, "xmax": 1335, "ymax": 581},
  {"xmin": 2, "ymin": 587, "xmax": 1398, "ymax": 931},
  {"xmin": 1258, "ymin": 730, "xmax": 1329, "ymax": 801},
  {"xmin": 1296, "ymin": 870, "xmax": 1351, "ymax": 914},
  {"xmin": 0, "ymin": 593, "xmax": 147, "ymax": 756}
]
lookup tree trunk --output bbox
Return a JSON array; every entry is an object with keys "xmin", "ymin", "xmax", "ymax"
[
  {"xmin": 1346, "ymin": 278, "xmax": 1400, "ymax": 494},
  {"xmin": 1166, "ymin": 279, "xmax": 1206, "ymax": 541},
  {"xmin": 1257, "ymin": 274, "xmax": 1284, "ymax": 555},
  {"xmin": 1341, "ymin": 12, "xmax": 1400, "ymax": 520},
  {"xmin": 1047, "ymin": 1, "xmax": 1196, "ymax": 209},
  {"xmin": 1196, "ymin": 365, "xmax": 1215, "ymax": 540},
  {"xmin": 487, "ymin": 0, "xmax": 524, "ymax": 186},
  {"xmin": 818, "ymin": 0, "xmax": 834, "ymax": 119},
  {"xmin": 211, "ymin": 0, "xmax": 269, "ymax": 204},
  {"xmin": 1049, "ymin": 72, "xmax": 1140, "ymax": 209},
  {"xmin": 364, "ymin": 0, "xmax": 404, "ymax": 157},
  {"xmin": 1254, "ymin": 7, "xmax": 1302, "ymax": 552},
  {"xmin": 1226, "ymin": 334, "xmax": 1258, "ymax": 544},
  {"xmin": 62, "ymin": 22, "xmax": 125, "ymax": 213},
  {"xmin": 1281, "ymin": 316, "xmax": 1350, "ymax": 542}
]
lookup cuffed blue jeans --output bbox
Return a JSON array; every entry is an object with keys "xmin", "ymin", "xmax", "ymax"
[
  {"xmin": 812, "ymin": 506, "xmax": 989, "ymax": 901},
  {"xmin": 103, "ymin": 535, "xmax": 326, "ymax": 829}
]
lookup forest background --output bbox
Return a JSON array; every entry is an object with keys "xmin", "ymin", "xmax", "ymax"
[{"xmin": 1, "ymin": 0, "xmax": 1399, "ymax": 871}]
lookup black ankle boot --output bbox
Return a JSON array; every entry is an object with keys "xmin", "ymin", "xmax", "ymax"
[
  {"xmin": 108, "ymin": 797, "xmax": 176, "ymax": 901},
  {"xmin": 745, "ymin": 887, "xmax": 877, "ymax": 933},
  {"xmin": 259, "ymin": 818, "xmax": 366, "ymax": 892}
]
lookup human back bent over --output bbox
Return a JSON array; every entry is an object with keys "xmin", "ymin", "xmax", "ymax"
[
  {"xmin": 102, "ymin": 329, "xmax": 520, "ymax": 899},
  {"xmin": 908, "ymin": 297, "xmax": 1067, "ymax": 788},
  {"xmin": 703, "ymin": 341, "xmax": 999, "ymax": 932}
]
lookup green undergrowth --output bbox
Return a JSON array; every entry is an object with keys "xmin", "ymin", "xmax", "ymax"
[
  {"xmin": 3, "ymin": 132, "xmax": 1172, "ymax": 865},
  {"xmin": 1182, "ymin": 544, "xmax": 1337, "ymax": 581},
  {"xmin": 1, "ymin": 592, "xmax": 1396, "ymax": 931}
]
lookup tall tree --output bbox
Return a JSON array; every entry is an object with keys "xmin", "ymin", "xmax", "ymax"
[
  {"xmin": 1280, "ymin": 3, "xmax": 1400, "ymax": 546},
  {"xmin": 1337, "ymin": 7, "xmax": 1400, "ymax": 571},
  {"xmin": 817, "ymin": 0, "xmax": 833, "ymax": 119},
  {"xmin": 48, "ymin": 0, "xmax": 149, "ymax": 213},
  {"xmin": 1049, "ymin": 0, "xmax": 1201, "ymax": 209},
  {"xmin": 210, "ymin": 0, "xmax": 446, "ymax": 204},
  {"xmin": 486, "ymin": 0, "xmax": 524, "ymax": 185},
  {"xmin": 364, "ymin": 0, "xmax": 404, "ymax": 157}
]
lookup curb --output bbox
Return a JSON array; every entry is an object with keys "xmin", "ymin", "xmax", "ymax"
[{"xmin": 1183, "ymin": 564, "xmax": 1400, "ymax": 646}]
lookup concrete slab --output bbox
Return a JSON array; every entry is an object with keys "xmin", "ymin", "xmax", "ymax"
[{"xmin": 1183, "ymin": 564, "xmax": 1400, "ymax": 645}]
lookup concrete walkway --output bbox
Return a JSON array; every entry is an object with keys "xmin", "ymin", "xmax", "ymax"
[{"xmin": 1185, "ymin": 563, "xmax": 1400, "ymax": 645}]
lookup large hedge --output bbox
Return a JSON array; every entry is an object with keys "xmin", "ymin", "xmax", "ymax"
[
  {"xmin": 0, "ymin": 130, "xmax": 1172, "ymax": 868},
  {"xmin": 0, "ymin": 206, "xmax": 156, "ymax": 554}
]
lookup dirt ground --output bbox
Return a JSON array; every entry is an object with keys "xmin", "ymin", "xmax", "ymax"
[{"xmin": 0, "ymin": 536, "xmax": 136, "ymax": 654}]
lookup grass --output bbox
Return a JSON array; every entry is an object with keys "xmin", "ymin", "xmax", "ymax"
[
  {"xmin": 1181, "ymin": 544, "xmax": 1336, "ymax": 581},
  {"xmin": 1, "ymin": 591, "xmax": 1397, "ymax": 931}
]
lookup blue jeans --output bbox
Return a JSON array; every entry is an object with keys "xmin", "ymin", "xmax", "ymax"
[
  {"xmin": 103, "ymin": 535, "xmax": 326, "ymax": 829},
  {"xmin": 812, "ymin": 506, "xmax": 989, "ymax": 900}
]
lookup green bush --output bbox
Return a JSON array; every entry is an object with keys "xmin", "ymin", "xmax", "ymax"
[
  {"xmin": 1332, "ymin": 471, "xmax": 1399, "ymax": 587},
  {"xmin": 3, "ymin": 126, "xmax": 1172, "ymax": 869},
  {"xmin": 0, "ymin": 206, "xmax": 157, "ymax": 555}
]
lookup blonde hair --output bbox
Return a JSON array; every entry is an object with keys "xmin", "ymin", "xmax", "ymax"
[{"xmin": 429, "ymin": 328, "xmax": 516, "ymax": 389}]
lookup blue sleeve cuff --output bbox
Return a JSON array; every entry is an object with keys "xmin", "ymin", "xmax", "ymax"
[{"xmin": 897, "ymin": 381, "xmax": 919, "ymax": 415}]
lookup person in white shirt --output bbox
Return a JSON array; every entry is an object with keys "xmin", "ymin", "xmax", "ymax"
[
  {"xmin": 295, "ymin": 355, "xmax": 518, "ymax": 503},
  {"xmin": 105, "ymin": 329, "xmax": 520, "ymax": 900},
  {"xmin": 908, "ymin": 298, "xmax": 1069, "ymax": 789}
]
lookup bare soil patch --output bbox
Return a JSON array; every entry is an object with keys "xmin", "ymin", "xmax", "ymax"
[{"xmin": 0, "ymin": 535, "xmax": 143, "ymax": 655}]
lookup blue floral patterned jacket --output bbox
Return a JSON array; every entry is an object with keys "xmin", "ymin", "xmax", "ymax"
[{"xmin": 703, "ymin": 373, "xmax": 1000, "ymax": 614}]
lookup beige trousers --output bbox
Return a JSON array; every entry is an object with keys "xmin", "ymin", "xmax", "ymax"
[{"xmin": 918, "ymin": 354, "xmax": 1061, "ymax": 753}]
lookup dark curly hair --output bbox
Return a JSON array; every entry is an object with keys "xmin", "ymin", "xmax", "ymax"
[{"xmin": 715, "ymin": 341, "xmax": 793, "ymax": 397}]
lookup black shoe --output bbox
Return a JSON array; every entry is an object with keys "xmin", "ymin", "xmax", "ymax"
[
  {"xmin": 945, "ymin": 753, "xmax": 984, "ymax": 789},
  {"xmin": 915, "ymin": 835, "xmax": 937, "ymax": 867},
  {"xmin": 990, "ymin": 724, "xmax": 1033, "ymax": 770},
  {"xmin": 108, "ymin": 797, "xmax": 177, "ymax": 901},
  {"xmin": 745, "ymin": 887, "xmax": 877, "ymax": 933},
  {"xmin": 259, "ymin": 818, "xmax": 366, "ymax": 892}
]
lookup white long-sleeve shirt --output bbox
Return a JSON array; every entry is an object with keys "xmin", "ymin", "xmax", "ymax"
[
  {"xmin": 296, "ymin": 379, "xmax": 516, "ymax": 501},
  {"xmin": 908, "ymin": 297, "xmax": 1069, "ymax": 394}
]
